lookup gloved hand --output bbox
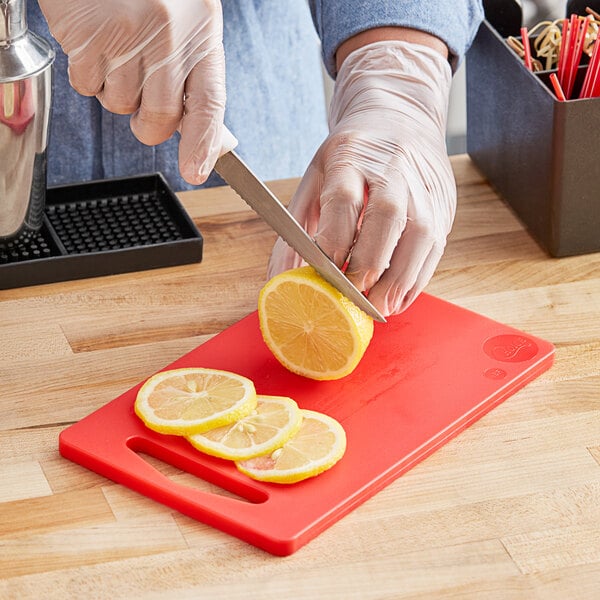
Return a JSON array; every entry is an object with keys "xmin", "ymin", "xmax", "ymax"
[
  {"xmin": 37, "ymin": 0, "xmax": 236, "ymax": 184},
  {"xmin": 268, "ymin": 40, "xmax": 456, "ymax": 316}
]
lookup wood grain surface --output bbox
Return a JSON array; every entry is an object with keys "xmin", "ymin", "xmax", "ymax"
[{"xmin": 1, "ymin": 155, "xmax": 599, "ymax": 599}]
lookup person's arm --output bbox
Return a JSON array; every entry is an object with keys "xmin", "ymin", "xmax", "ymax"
[
  {"xmin": 309, "ymin": 0, "xmax": 483, "ymax": 77},
  {"xmin": 336, "ymin": 26, "xmax": 448, "ymax": 69},
  {"xmin": 268, "ymin": 3, "xmax": 484, "ymax": 316}
]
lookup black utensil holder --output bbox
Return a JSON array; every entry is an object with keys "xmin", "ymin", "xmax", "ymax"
[{"xmin": 466, "ymin": 15, "xmax": 600, "ymax": 257}]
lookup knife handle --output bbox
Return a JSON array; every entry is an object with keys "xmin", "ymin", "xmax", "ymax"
[{"xmin": 220, "ymin": 126, "xmax": 238, "ymax": 156}]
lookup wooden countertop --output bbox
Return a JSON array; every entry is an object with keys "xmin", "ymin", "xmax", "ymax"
[{"xmin": 1, "ymin": 155, "xmax": 599, "ymax": 598}]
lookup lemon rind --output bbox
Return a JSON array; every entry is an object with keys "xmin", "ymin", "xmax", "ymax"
[
  {"xmin": 185, "ymin": 395, "xmax": 303, "ymax": 460},
  {"xmin": 134, "ymin": 367, "xmax": 257, "ymax": 435},
  {"xmin": 235, "ymin": 410, "xmax": 347, "ymax": 484}
]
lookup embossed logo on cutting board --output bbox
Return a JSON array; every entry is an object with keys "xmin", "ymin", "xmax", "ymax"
[
  {"xmin": 483, "ymin": 334, "xmax": 538, "ymax": 362},
  {"xmin": 484, "ymin": 368, "xmax": 507, "ymax": 380}
]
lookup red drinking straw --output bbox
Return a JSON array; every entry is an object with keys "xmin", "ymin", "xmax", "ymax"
[
  {"xmin": 549, "ymin": 72, "xmax": 567, "ymax": 101},
  {"xmin": 580, "ymin": 35, "xmax": 600, "ymax": 98},
  {"xmin": 521, "ymin": 27, "xmax": 533, "ymax": 70},
  {"xmin": 591, "ymin": 52, "xmax": 600, "ymax": 96},
  {"xmin": 557, "ymin": 18, "xmax": 570, "ymax": 83},
  {"xmin": 562, "ymin": 15, "xmax": 579, "ymax": 98},
  {"xmin": 564, "ymin": 16, "xmax": 590, "ymax": 99}
]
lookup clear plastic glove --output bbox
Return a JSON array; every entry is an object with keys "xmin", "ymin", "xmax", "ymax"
[
  {"xmin": 38, "ymin": 0, "xmax": 236, "ymax": 184},
  {"xmin": 268, "ymin": 40, "xmax": 456, "ymax": 316}
]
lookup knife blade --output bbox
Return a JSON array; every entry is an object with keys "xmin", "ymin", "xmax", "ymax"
[{"xmin": 214, "ymin": 150, "xmax": 386, "ymax": 322}]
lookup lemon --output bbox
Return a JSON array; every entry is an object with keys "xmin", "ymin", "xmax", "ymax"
[
  {"xmin": 258, "ymin": 266, "xmax": 374, "ymax": 380},
  {"xmin": 236, "ymin": 409, "xmax": 347, "ymax": 484},
  {"xmin": 135, "ymin": 367, "xmax": 257, "ymax": 435},
  {"xmin": 186, "ymin": 395, "xmax": 303, "ymax": 461}
]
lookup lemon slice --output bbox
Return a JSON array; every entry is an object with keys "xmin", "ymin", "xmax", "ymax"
[
  {"xmin": 135, "ymin": 367, "xmax": 257, "ymax": 435},
  {"xmin": 258, "ymin": 266, "xmax": 374, "ymax": 380},
  {"xmin": 186, "ymin": 395, "xmax": 303, "ymax": 460},
  {"xmin": 236, "ymin": 409, "xmax": 346, "ymax": 483}
]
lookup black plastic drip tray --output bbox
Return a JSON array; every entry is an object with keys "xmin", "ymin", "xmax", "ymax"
[{"xmin": 0, "ymin": 173, "xmax": 203, "ymax": 290}]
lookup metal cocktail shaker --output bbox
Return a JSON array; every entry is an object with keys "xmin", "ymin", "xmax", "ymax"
[{"xmin": 0, "ymin": 0, "xmax": 54, "ymax": 243}]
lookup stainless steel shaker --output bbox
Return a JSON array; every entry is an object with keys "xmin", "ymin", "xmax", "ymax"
[{"xmin": 0, "ymin": 0, "xmax": 54, "ymax": 243}]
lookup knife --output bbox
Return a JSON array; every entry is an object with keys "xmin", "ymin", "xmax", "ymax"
[{"xmin": 214, "ymin": 150, "xmax": 386, "ymax": 322}]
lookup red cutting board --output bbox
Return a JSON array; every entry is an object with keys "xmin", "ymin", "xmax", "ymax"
[{"xmin": 59, "ymin": 293, "xmax": 554, "ymax": 555}]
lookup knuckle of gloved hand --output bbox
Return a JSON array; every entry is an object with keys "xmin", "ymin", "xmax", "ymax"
[
  {"xmin": 101, "ymin": 96, "xmax": 138, "ymax": 116},
  {"xmin": 347, "ymin": 270, "xmax": 379, "ymax": 295},
  {"xmin": 408, "ymin": 216, "xmax": 438, "ymax": 245},
  {"xmin": 131, "ymin": 112, "xmax": 179, "ymax": 146},
  {"xmin": 320, "ymin": 183, "xmax": 360, "ymax": 209},
  {"xmin": 100, "ymin": 85, "xmax": 140, "ymax": 115},
  {"xmin": 68, "ymin": 69, "xmax": 100, "ymax": 97},
  {"xmin": 133, "ymin": 126, "xmax": 173, "ymax": 147},
  {"xmin": 316, "ymin": 225, "xmax": 347, "ymax": 249},
  {"xmin": 322, "ymin": 130, "xmax": 362, "ymax": 160},
  {"xmin": 367, "ymin": 195, "xmax": 407, "ymax": 230},
  {"xmin": 349, "ymin": 255, "xmax": 383, "ymax": 281},
  {"xmin": 142, "ymin": 103, "xmax": 183, "ymax": 126}
]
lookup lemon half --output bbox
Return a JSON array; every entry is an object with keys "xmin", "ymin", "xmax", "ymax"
[{"xmin": 258, "ymin": 266, "xmax": 374, "ymax": 380}]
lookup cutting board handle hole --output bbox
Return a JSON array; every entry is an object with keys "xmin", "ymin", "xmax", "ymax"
[{"xmin": 128, "ymin": 436, "xmax": 269, "ymax": 505}]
